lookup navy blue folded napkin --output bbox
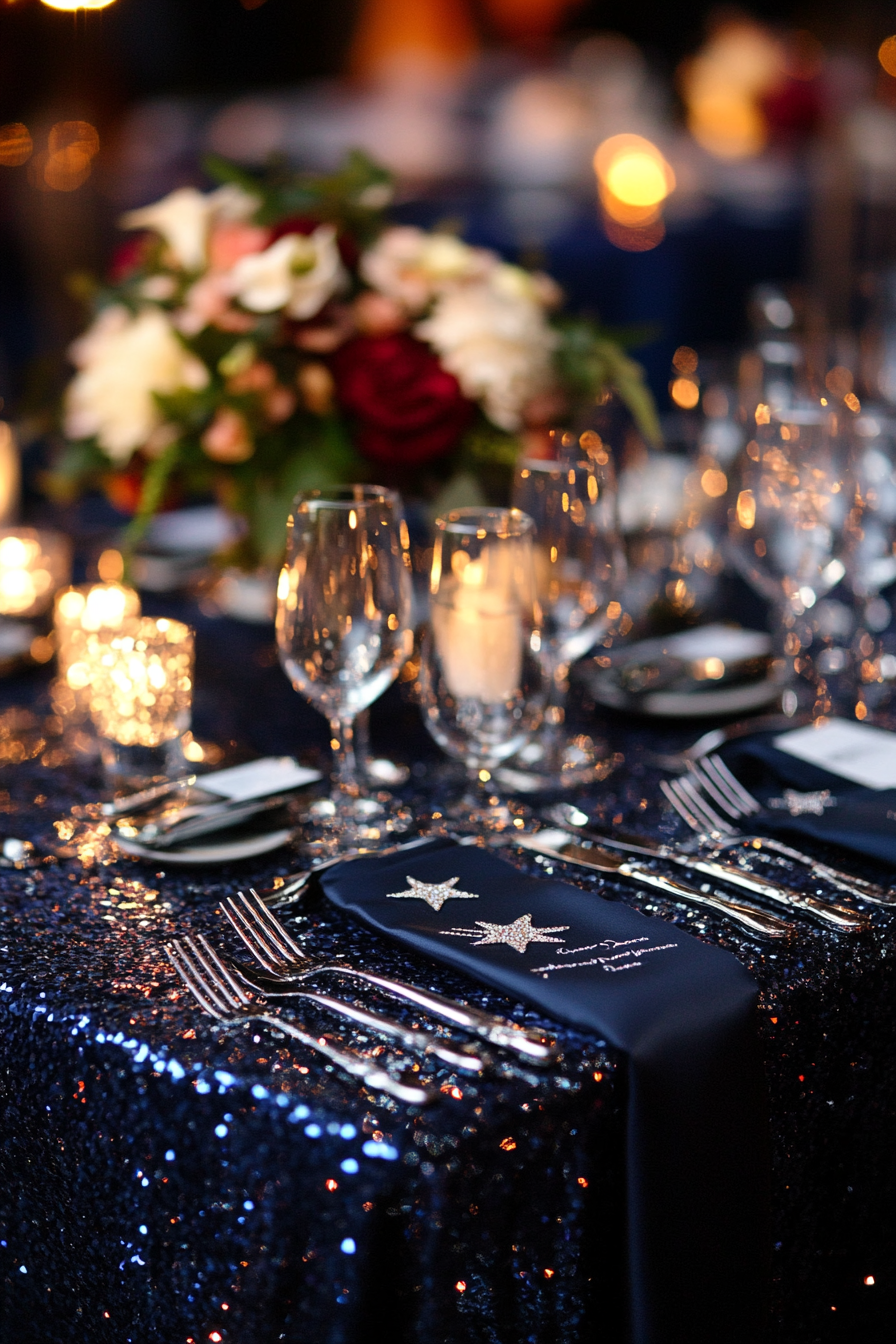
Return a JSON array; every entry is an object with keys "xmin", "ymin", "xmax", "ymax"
[
  {"xmin": 721, "ymin": 735, "xmax": 896, "ymax": 867},
  {"xmin": 321, "ymin": 839, "xmax": 769, "ymax": 1344}
]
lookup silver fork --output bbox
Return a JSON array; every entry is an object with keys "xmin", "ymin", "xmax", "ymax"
[
  {"xmin": 189, "ymin": 933, "xmax": 487, "ymax": 1073},
  {"xmin": 221, "ymin": 889, "xmax": 558, "ymax": 1065},
  {"xmin": 660, "ymin": 777, "xmax": 868, "ymax": 931},
  {"xmin": 687, "ymin": 756, "xmax": 895, "ymax": 906},
  {"xmin": 165, "ymin": 937, "xmax": 434, "ymax": 1105}
]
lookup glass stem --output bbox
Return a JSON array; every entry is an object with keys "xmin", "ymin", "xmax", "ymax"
[
  {"xmin": 543, "ymin": 651, "xmax": 569, "ymax": 728},
  {"xmin": 330, "ymin": 715, "xmax": 360, "ymax": 797}
]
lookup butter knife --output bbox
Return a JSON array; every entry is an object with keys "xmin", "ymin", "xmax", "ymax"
[
  {"xmin": 515, "ymin": 831, "xmax": 794, "ymax": 939},
  {"xmin": 543, "ymin": 811, "xmax": 867, "ymax": 933}
]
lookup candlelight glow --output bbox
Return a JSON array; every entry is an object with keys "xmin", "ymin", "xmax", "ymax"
[
  {"xmin": 41, "ymin": 1, "xmax": 117, "ymax": 10},
  {"xmin": 594, "ymin": 133, "xmax": 675, "ymax": 252},
  {"xmin": 0, "ymin": 124, "xmax": 32, "ymax": 167},
  {"xmin": 680, "ymin": 20, "xmax": 783, "ymax": 160},
  {"xmin": 80, "ymin": 617, "xmax": 194, "ymax": 749},
  {"xmin": 879, "ymin": 36, "xmax": 896, "ymax": 78},
  {"xmin": 0, "ymin": 529, "xmax": 70, "ymax": 618}
]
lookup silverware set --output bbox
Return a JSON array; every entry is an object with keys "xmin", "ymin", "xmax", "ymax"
[
  {"xmin": 161, "ymin": 727, "xmax": 891, "ymax": 1099},
  {"xmin": 166, "ymin": 844, "xmax": 559, "ymax": 1105}
]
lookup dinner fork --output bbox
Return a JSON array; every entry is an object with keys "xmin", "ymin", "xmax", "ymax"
[
  {"xmin": 221, "ymin": 889, "xmax": 558, "ymax": 1065},
  {"xmin": 186, "ymin": 932, "xmax": 487, "ymax": 1072},
  {"xmin": 166, "ymin": 937, "xmax": 434, "ymax": 1105},
  {"xmin": 686, "ymin": 756, "xmax": 895, "ymax": 905},
  {"xmin": 660, "ymin": 777, "xmax": 869, "ymax": 931}
]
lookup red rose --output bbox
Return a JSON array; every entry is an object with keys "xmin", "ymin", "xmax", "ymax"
[{"xmin": 332, "ymin": 334, "xmax": 474, "ymax": 467}]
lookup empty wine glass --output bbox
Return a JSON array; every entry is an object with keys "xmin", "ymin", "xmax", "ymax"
[
  {"xmin": 419, "ymin": 507, "xmax": 546, "ymax": 828},
  {"xmin": 509, "ymin": 430, "xmax": 623, "ymax": 785},
  {"xmin": 728, "ymin": 406, "xmax": 851, "ymax": 717},
  {"xmin": 276, "ymin": 486, "xmax": 413, "ymax": 843}
]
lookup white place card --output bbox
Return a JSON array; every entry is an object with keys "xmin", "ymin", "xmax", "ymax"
[
  {"xmin": 197, "ymin": 756, "xmax": 321, "ymax": 802},
  {"xmin": 773, "ymin": 720, "xmax": 896, "ymax": 790}
]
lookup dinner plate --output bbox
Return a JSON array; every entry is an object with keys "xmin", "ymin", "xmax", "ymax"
[
  {"xmin": 586, "ymin": 668, "xmax": 785, "ymax": 718},
  {"xmin": 115, "ymin": 827, "xmax": 293, "ymax": 865}
]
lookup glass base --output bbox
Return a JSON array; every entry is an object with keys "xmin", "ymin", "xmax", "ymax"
[
  {"xmin": 497, "ymin": 729, "xmax": 619, "ymax": 794},
  {"xmin": 301, "ymin": 791, "xmax": 414, "ymax": 855},
  {"xmin": 100, "ymin": 736, "xmax": 187, "ymax": 792}
]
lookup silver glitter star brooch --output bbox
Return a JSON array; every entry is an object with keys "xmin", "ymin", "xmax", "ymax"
[
  {"xmin": 385, "ymin": 875, "xmax": 480, "ymax": 912},
  {"xmin": 442, "ymin": 914, "xmax": 569, "ymax": 954}
]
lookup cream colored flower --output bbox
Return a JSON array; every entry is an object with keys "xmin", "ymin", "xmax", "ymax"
[
  {"xmin": 65, "ymin": 306, "xmax": 209, "ymax": 463},
  {"xmin": 416, "ymin": 274, "xmax": 557, "ymax": 432},
  {"xmin": 360, "ymin": 226, "xmax": 492, "ymax": 313},
  {"xmin": 120, "ymin": 184, "xmax": 259, "ymax": 272},
  {"xmin": 227, "ymin": 227, "xmax": 345, "ymax": 319}
]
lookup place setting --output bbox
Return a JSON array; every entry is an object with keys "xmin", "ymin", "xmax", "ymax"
[{"xmin": 5, "ymin": 9, "xmax": 896, "ymax": 1344}]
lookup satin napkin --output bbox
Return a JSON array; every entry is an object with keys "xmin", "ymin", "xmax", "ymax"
[
  {"xmin": 721, "ymin": 735, "xmax": 896, "ymax": 867},
  {"xmin": 320, "ymin": 838, "xmax": 770, "ymax": 1344}
]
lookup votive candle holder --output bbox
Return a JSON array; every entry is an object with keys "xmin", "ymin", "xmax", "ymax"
[
  {"xmin": 83, "ymin": 616, "xmax": 194, "ymax": 783},
  {"xmin": 55, "ymin": 582, "xmax": 142, "ymax": 694},
  {"xmin": 0, "ymin": 529, "xmax": 71, "ymax": 619}
]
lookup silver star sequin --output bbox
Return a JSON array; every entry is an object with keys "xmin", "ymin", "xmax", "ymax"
[
  {"xmin": 443, "ymin": 913, "xmax": 569, "ymax": 954},
  {"xmin": 768, "ymin": 788, "xmax": 837, "ymax": 817},
  {"xmin": 385, "ymin": 875, "xmax": 479, "ymax": 912}
]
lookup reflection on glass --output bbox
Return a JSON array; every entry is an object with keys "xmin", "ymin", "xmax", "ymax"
[
  {"xmin": 510, "ymin": 430, "xmax": 623, "ymax": 783},
  {"xmin": 729, "ymin": 407, "xmax": 850, "ymax": 717},
  {"xmin": 276, "ymin": 486, "xmax": 413, "ymax": 838},
  {"xmin": 420, "ymin": 507, "xmax": 545, "ymax": 826}
]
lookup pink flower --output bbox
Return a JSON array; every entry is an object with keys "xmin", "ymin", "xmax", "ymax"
[
  {"xmin": 201, "ymin": 407, "xmax": 254, "ymax": 463},
  {"xmin": 208, "ymin": 223, "xmax": 271, "ymax": 272}
]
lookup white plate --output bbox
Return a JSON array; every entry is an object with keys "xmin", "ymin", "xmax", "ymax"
[
  {"xmin": 585, "ymin": 665, "xmax": 785, "ymax": 718},
  {"xmin": 115, "ymin": 827, "xmax": 293, "ymax": 865}
]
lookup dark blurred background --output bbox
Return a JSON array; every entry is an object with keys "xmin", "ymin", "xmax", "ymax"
[{"xmin": 3, "ymin": 0, "xmax": 896, "ymax": 405}]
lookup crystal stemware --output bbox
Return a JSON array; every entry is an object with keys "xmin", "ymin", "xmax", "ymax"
[
  {"xmin": 728, "ymin": 405, "xmax": 851, "ymax": 718},
  {"xmin": 276, "ymin": 486, "xmax": 413, "ymax": 842},
  {"xmin": 418, "ymin": 507, "xmax": 546, "ymax": 828},
  {"xmin": 509, "ymin": 430, "xmax": 623, "ymax": 785}
]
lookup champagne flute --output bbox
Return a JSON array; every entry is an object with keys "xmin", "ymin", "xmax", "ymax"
[
  {"xmin": 419, "ymin": 507, "xmax": 546, "ymax": 828},
  {"xmin": 509, "ymin": 430, "xmax": 623, "ymax": 785},
  {"xmin": 276, "ymin": 486, "xmax": 413, "ymax": 842}
]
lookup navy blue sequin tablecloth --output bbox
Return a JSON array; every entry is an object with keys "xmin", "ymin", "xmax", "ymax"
[{"xmin": 0, "ymin": 608, "xmax": 895, "ymax": 1344}]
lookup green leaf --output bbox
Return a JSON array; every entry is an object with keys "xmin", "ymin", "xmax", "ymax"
[{"xmin": 122, "ymin": 441, "xmax": 182, "ymax": 555}]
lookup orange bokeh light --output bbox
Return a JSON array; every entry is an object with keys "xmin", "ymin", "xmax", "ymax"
[
  {"xmin": 0, "ymin": 123, "xmax": 33, "ymax": 167},
  {"xmin": 879, "ymin": 36, "xmax": 896, "ymax": 78},
  {"xmin": 594, "ymin": 133, "xmax": 674, "ymax": 251}
]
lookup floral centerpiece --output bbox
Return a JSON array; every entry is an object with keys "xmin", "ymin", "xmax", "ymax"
[{"xmin": 52, "ymin": 153, "xmax": 658, "ymax": 569}]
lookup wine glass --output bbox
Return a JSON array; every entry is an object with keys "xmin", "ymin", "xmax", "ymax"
[
  {"xmin": 418, "ymin": 507, "xmax": 546, "ymax": 828},
  {"xmin": 509, "ymin": 430, "xmax": 624, "ymax": 785},
  {"xmin": 276, "ymin": 486, "xmax": 413, "ymax": 842},
  {"xmin": 728, "ymin": 405, "xmax": 851, "ymax": 718}
]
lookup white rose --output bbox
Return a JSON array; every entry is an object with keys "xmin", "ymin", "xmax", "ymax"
[
  {"xmin": 120, "ymin": 184, "xmax": 259, "ymax": 272},
  {"xmin": 360, "ymin": 226, "xmax": 493, "ymax": 313},
  {"xmin": 416, "ymin": 275, "xmax": 557, "ymax": 432},
  {"xmin": 64, "ymin": 306, "xmax": 209, "ymax": 463},
  {"xmin": 227, "ymin": 226, "xmax": 345, "ymax": 319}
]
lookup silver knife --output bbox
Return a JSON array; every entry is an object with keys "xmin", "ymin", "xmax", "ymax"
[
  {"xmin": 515, "ymin": 831, "xmax": 794, "ymax": 939},
  {"xmin": 538, "ymin": 818, "xmax": 867, "ymax": 933}
]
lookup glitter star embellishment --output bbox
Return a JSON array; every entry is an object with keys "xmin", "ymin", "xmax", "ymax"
[
  {"xmin": 443, "ymin": 914, "xmax": 569, "ymax": 954},
  {"xmin": 385, "ymin": 875, "xmax": 480, "ymax": 912}
]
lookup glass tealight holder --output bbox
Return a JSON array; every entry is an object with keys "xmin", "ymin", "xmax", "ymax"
[
  {"xmin": 419, "ymin": 507, "xmax": 546, "ymax": 828},
  {"xmin": 82, "ymin": 617, "xmax": 194, "ymax": 785},
  {"xmin": 0, "ymin": 528, "xmax": 71, "ymax": 620},
  {"xmin": 54, "ymin": 582, "xmax": 142, "ymax": 710}
]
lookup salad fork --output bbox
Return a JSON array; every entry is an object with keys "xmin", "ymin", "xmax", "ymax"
[
  {"xmin": 165, "ymin": 937, "xmax": 434, "ymax": 1105},
  {"xmin": 188, "ymin": 932, "xmax": 487, "ymax": 1073},
  {"xmin": 221, "ymin": 889, "xmax": 558, "ymax": 1065},
  {"xmin": 685, "ymin": 755, "xmax": 894, "ymax": 905}
]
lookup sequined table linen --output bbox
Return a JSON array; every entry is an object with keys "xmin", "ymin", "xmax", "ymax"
[{"xmin": 0, "ymin": 620, "xmax": 893, "ymax": 1344}]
